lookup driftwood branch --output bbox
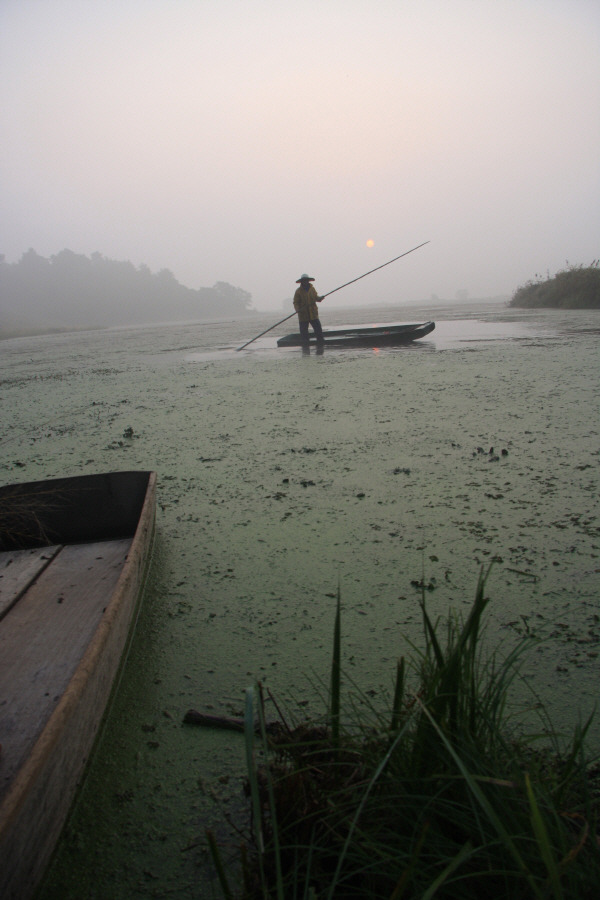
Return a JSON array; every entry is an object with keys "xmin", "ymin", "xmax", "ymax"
[
  {"xmin": 183, "ymin": 710, "xmax": 246, "ymax": 732},
  {"xmin": 182, "ymin": 710, "xmax": 331, "ymax": 752},
  {"xmin": 183, "ymin": 709, "xmax": 286, "ymax": 738}
]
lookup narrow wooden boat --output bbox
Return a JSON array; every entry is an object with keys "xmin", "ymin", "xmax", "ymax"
[
  {"xmin": 0, "ymin": 470, "xmax": 156, "ymax": 900},
  {"xmin": 276, "ymin": 320, "xmax": 435, "ymax": 348}
]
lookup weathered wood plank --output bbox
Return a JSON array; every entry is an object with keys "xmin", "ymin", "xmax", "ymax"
[
  {"xmin": 0, "ymin": 547, "xmax": 61, "ymax": 622},
  {"xmin": 0, "ymin": 470, "xmax": 156, "ymax": 900},
  {"xmin": 0, "ymin": 538, "xmax": 132, "ymax": 806}
]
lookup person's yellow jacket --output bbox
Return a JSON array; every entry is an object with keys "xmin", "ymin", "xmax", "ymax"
[{"xmin": 293, "ymin": 285, "xmax": 320, "ymax": 322}]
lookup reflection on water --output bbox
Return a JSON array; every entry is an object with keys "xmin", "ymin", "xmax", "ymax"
[{"xmin": 183, "ymin": 301, "xmax": 584, "ymax": 360}]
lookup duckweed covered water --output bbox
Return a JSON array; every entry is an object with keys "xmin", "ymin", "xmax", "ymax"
[{"xmin": 1, "ymin": 302, "xmax": 598, "ymax": 898}]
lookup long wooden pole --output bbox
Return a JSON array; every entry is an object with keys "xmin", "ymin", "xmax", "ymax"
[
  {"xmin": 236, "ymin": 240, "xmax": 430, "ymax": 350},
  {"xmin": 236, "ymin": 311, "xmax": 296, "ymax": 351},
  {"xmin": 319, "ymin": 240, "xmax": 430, "ymax": 300}
]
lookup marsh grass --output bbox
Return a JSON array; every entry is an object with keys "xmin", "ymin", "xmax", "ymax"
[
  {"xmin": 509, "ymin": 262, "xmax": 600, "ymax": 309},
  {"xmin": 208, "ymin": 568, "xmax": 599, "ymax": 898}
]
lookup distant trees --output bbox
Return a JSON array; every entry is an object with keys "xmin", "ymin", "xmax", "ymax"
[
  {"xmin": 0, "ymin": 249, "xmax": 254, "ymax": 337},
  {"xmin": 509, "ymin": 262, "xmax": 600, "ymax": 309}
]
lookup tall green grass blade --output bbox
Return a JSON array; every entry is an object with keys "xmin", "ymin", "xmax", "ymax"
[
  {"xmin": 205, "ymin": 829, "xmax": 234, "ymax": 900},
  {"xmin": 244, "ymin": 688, "xmax": 262, "ymax": 851},
  {"xmin": 389, "ymin": 819, "xmax": 430, "ymax": 900},
  {"xmin": 419, "ymin": 596, "xmax": 445, "ymax": 668},
  {"xmin": 330, "ymin": 586, "xmax": 341, "ymax": 749},
  {"xmin": 241, "ymin": 843, "xmax": 252, "ymax": 897},
  {"xmin": 464, "ymin": 566, "xmax": 491, "ymax": 655},
  {"xmin": 390, "ymin": 656, "xmax": 405, "ymax": 732},
  {"xmin": 326, "ymin": 718, "xmax": 415, "ymax": 900},
  {"xmin": 525, "ymin": 773, "xmax": 563, "ymax": 900},
  {"xmin": 416, "ymin": 696, "xmax": 544, "ymax": 899},
  {"xmin": 301, "ymin": 840, "xmax": 317, "ymax": 900},
  {"xmin": 421, "ymin": 841, "xmax": 474, "ymax": 899},
  {"xmin": 552, "ymin": 710, "xmax": 595, "ymax": 807},
  {"xmin": 255, "ymin": 685, "xmax": 285, "ymax": 900},
  {"xmin": 243, "ymin": 686, "xmax": 270, "ymax": 897}
]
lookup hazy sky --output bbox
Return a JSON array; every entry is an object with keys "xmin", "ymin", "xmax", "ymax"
[{"xmin": 2, "ymin": 0, "xmax": 599, "ymax": 311}]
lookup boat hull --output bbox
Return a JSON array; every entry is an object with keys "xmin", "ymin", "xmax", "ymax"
[
  {"xmin": 0, "ymin": 470, "xmax": 156, "ymax": 900},
  {"xmin": 276, "ymin": 320, "xmax": 435, "ymax": 348}
]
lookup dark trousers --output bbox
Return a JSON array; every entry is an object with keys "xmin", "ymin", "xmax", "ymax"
[{"xmin": 300, "ymin": 318, "xmax": 324, "ymax": 345}]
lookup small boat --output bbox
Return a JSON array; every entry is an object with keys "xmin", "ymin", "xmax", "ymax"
[
  {"xmin": 276, "ymin": 320, "xmax": 435, "ymax": 348},
  {"xmin": 0, "ymin": 470, "xmax": 156, "ymax": 900}
]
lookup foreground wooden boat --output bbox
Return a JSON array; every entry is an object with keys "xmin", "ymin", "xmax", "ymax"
[
  {"xmin": 276, "ymin": 320, "xmax": 435, "ymax": 348},
  {"xmin": 0, "ymin": 470, "xmax": 156, "ymax": 900}
]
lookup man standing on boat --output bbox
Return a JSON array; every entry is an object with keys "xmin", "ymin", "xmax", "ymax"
[{"xmin": 293, "ymin": 274, "xmax": 324, "ymax": 346}]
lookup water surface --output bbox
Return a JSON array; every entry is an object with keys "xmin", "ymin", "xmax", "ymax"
[{"xmin": 1, "ymin": 301, "xmax": 598, "ymax": 898}]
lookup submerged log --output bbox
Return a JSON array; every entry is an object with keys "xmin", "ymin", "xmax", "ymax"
[
  {"xmin": 183, "ymin": 709, "xmax": 286, "ymax": 738},
  {"xmin": 183, "ymin": 710, "xmax": 245, "ymax": 732}
]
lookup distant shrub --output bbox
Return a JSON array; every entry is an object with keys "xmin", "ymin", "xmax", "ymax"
[{"xmin": 510, "ymin": 262, "xmax": 600, "ymax": 309}]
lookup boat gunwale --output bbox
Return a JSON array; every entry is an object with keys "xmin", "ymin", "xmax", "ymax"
[
  {"xmin": 277, "ymin": 321, "xmax": 435, "ymax": 347},
  {"xmin": 319, "ymin": 320, "xmax": 433, "ymax": 337},
  {"xmin": 0, "ymin": 470, "xmax": 157, "ymax": 899}
]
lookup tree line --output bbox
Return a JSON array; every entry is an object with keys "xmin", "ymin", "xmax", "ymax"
[{"xmin": 0, "ymin": 249, "xmax": 254, "ymax": 337}]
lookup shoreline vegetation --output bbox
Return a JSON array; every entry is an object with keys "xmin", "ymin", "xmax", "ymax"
[
  {"xmin": 208, "ymin": 576, "xmax": 599, "ymax": 899},
  {"xmin": 0, "ymin": 248, "xmax": 254, "ymax": 339},
  {"xmin": 509, "ymin": 263, "xmax": 600, "ymax": 309}
]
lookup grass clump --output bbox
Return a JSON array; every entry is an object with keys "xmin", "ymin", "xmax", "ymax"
[
  {"xmin": 509, "ymin": 262, "xmax": 600, "ymax": 309},
  {"xmin": 209, "ymin": 571, "xmax": 600, "ymax": 899}
]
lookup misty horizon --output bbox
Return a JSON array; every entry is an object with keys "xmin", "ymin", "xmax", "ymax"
[
  {"xmin": 1, "ymin": 1, "xmax": 598, "ymax": 314},
  {"xmin": 1, "ymin": 245, "xmax": 512, "ymax": 338}
]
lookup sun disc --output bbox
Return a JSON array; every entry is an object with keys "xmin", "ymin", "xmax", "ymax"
[{"xmin": 366, "ymin": 239, "xmax": 374, "ymax": 248}]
